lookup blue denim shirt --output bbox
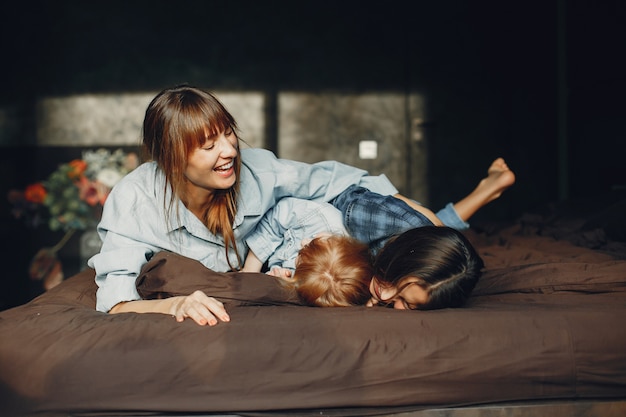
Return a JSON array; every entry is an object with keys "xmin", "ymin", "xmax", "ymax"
[
  {"xmin": 246, "ymin": 198, "xmax": 347, "ymax": 272},
  {"xmin": 89, "ymin": 148, "xmax": 398, "ymax": 312}
]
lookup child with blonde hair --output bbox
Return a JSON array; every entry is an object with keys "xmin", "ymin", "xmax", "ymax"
[{"xmin": 241, "ymin": 197, "xmax": 373, "ymax": 307}]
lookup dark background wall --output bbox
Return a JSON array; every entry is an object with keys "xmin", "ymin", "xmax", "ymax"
[{"xmin": 1, "ymin": 0, "xmax": 624, "ymax": 309}]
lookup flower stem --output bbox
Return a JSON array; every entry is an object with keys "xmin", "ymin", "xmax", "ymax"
[{"xmin": 50, "ymin": 229, "xmax": 76, "ymax": 253}]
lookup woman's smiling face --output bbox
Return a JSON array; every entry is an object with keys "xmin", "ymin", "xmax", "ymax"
[{"xmin": 184, "ymin": 129, "xmax": 239, "ymax": 193}]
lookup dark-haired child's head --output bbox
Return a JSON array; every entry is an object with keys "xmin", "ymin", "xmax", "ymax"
[{"xmin": 370, "ymin": 226, "xmax": 484, "ymax": 310}]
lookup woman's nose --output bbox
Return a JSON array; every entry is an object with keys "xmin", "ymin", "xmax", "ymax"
[{"xmin": 217, "ymin": 135, "xmax": 238, "ymax": 157}]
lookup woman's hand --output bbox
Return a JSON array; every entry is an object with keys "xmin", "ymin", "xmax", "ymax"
[
  {"xmin": 109, "ymin": 291, "xmax": 231, "ymax": 326},
  {"xmin": 169, "ymin": 290, "xmax": 230, "ymax": 326}
]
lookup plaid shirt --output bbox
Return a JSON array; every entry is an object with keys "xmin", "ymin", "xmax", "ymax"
[{"xmin": 331, "ymin": 185, "xmax": 435, "ymax": 255}]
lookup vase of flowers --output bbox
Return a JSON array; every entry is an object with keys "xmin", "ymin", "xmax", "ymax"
[{"xmin": 8, "ymin": 148, "xmax": 139, "ymax": 290}]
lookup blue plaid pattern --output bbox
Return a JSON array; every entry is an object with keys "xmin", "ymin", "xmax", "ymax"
[{"xmin": 331, "ymin": 185, "xmax": 434, "ymax": 254}]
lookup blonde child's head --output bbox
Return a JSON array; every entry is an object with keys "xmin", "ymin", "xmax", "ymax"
[{"xmin": 293, "ymin": 234, "xmax": 373, "ymax": 307}]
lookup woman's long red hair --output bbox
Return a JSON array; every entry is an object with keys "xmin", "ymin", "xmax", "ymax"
[{"xmin": 143, "ymin": 85, "xmax": 243, "ymax": 269}]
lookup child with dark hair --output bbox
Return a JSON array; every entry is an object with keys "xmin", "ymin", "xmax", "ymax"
[
  {"xmin": 368, "ymin": 226, "xmax": 484, "ymax": 310},
  {"xmin": 334, "ymin": 157, "xmax": 514, "ymax": 309}
]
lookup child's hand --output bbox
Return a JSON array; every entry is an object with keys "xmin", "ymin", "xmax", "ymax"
[{"xmin": 267, "ymin": 267, "xmax": 293, "ymax": 279}]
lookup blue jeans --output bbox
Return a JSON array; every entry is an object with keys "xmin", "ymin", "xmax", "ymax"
[{"xmin": 331, "ymin": 185, "xmax": 469, "ymax": 254}]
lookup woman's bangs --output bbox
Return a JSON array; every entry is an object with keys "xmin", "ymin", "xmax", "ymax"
[
  {"xmin": 180, "ymin": 101, "xmax": 234, "ymax": 149},
  {"xmin": 203, "ymin": 101, "xmax": 237, "ymax": 138}
]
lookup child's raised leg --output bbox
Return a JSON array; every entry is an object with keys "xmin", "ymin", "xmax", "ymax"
[{"xmin": 451, "ymin": 158, "xmax": 516, "ymax": 222}]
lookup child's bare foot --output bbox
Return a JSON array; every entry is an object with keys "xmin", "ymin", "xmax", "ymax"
[
  {"xmin": 481, "ymin": 158, "xmax": 516, "ymax": 203},
  {"xmin": 452, "ymin": 158, "xmax": 516, "ymax": 221}
]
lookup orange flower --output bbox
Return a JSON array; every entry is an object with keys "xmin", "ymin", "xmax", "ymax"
[
  {"xmin": 67, "ymin": 159, "xmax": 88, "ymax": 179},
  {"xmin": 24, "ymin": 183, "xmax": 47, "ymax": 204}
]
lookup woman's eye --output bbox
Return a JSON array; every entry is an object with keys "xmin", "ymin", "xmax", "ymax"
[{"xmin": 225, "ymin": 129, "xmax": 233, "ymax": 136}]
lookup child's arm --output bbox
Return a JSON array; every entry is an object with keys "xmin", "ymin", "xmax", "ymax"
[
  {"xmin": 244, "ymin": 202, "xmax": 292, "ymax": 272},
  {"xmin": 241, "ymin": 250, "xmax": 264, "ymax": 273},
  {"xmin": 245, "ymin": 198, "xmax": 345, "ymax": 277}
]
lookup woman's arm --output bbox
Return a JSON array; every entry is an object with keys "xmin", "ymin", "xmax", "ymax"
[
  {"xmin": 110, "ymin": 291, "xmax": 230, "ymax": 326},
  {"xmin": 242, "ymin": 149, "xmax": 400, "ymax": 203}
]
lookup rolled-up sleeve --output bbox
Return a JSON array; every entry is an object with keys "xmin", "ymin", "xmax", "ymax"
[
  {"xmin": 88, "ymin": 165, "xmax": 165, "ymax": 312},
  {"xmin": 89, "ymin": 234, "xmax": 156, "ymax": 312}
]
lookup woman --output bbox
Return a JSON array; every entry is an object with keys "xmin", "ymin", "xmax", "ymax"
[{"xmin": 89, "ymin": 85, "xmax": 400, "ymax": 326}]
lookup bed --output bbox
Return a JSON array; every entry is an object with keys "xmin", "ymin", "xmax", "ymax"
[{"xmin": 1, "ymin": 192, "xmax": 625, "ymax": 417}]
